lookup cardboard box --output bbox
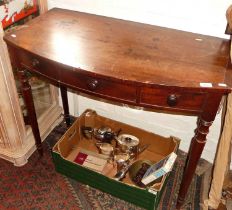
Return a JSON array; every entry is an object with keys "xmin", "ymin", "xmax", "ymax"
[{"xmin": 52, "ymin": 110, "xmax": 180, "ymax": 210}]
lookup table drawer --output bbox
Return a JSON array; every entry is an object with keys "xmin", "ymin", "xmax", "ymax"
[
  {"xmin": 60, "ymin": 70, "xmax": 137, "ymax": 103},
  {"xmin": 19, "ymin": 52, "xmax": 60, "ymax": 82},
  {"xmin": 140, "ymin": 86, "xmax": 206, "ymax": 112}
]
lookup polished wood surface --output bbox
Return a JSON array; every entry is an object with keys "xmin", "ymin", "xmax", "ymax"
[
  {"xmin": 4, "ymin": 8, "xmax": 232, "ymax": 209},
  {"xmin": 4, "ymin": 8, "xmax": 232, "ymax": 90}
]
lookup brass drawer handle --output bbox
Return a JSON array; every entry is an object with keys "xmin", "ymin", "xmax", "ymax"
[
  {"xmin": 87, "ymin": 79, "xmax": 99, "ymax": 91},
  {"xmin": 32, "ymin": 58, "xmax": 40, "ymax": 67},
  {"xmin": 167, "ymin": 94, "xmax": 178, "ymax": 106}
]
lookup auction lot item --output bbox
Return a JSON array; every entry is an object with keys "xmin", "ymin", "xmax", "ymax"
[{"xmin": 52, "ymin": 110, "xmax": 180, "ymax": 210}]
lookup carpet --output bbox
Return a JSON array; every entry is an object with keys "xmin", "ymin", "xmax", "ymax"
[{"xmin": 0, "ymin": 120, "xmax": 202, "ymax": 210}]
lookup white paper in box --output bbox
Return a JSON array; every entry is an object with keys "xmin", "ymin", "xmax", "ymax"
[{"xmin": 141, "ymin": 152, "xmax": 177, "ymax": 185}]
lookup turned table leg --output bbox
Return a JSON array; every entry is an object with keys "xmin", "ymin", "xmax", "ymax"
[
  {"xmin": 176, "ymin": 93, "xmax": 223, "ymax": 209},
  {"xmin": 60, "ymin": 86, "xmax": 71, "ymax": 126},
  {"xmin": 18, "ymin": 69, "xmax": 43, "ymax": 155},
  {"xmin": 176, "ymin": 118, "xmax": 213, "ymax": 208}
]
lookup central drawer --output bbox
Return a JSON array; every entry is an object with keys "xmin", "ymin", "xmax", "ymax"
[
  {"xmin": 17, "ymin": 50, "xmax": 137, "ymax": 104},
  {"xmin": 59, "ymin": 69, "xmax": 137, "ymax": 103}
]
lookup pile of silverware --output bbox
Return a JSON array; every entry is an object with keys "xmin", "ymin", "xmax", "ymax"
[{"xmin": 81, "ymin": 125, "xmax": 149, "ymax": 181}]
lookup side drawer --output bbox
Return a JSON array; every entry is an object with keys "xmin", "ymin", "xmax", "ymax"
[
  {"xmin": 60, "ymin": 69, "xmax": 137, "ymax": 103},
  {"xmin": 140, "ymin": 86, "xmax": 206, "ymax": 112},
  {"xmin": 19, "ymin": 51, "xmax": 60, "ymax": 82}
]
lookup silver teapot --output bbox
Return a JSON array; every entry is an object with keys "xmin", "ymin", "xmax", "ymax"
[{"xmin": 116, "ymin": 134, "xmax": 140, "ymax": 159}]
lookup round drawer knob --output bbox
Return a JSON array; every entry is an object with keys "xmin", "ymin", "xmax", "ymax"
[
  {"xmin": 32, "ymin": 58, "xmax": 40, "ymax": 67},
  {"xmin": 167, "ymin": 94, "xmax": 178, "ymax": 106},
  {"xmin": 87, "ymin": 79, "xmax": 99, "ymax": 91}
]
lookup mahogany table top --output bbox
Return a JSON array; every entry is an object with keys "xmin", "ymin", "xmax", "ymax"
[{"xmin": 4, "ymin": 8, "xmax": 232, "ymax": 92}]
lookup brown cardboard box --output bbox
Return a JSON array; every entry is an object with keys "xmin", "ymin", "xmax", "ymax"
[{"xmin": 52, "ymin": 109, "xmax": 180, "ymax": 209}]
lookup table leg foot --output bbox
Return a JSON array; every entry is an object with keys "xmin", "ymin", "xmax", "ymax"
[
  {"xmin": 37, "ymin": 144, "xmax": 44, "ymax": 156},
  {"xmin": 176, "ymin": 195, "xmax": 185, "ymax": 209}
]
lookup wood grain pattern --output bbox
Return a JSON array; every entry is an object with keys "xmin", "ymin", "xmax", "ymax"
[{"xmin": 3, "ymin": 8, "xmax": 232, "ymax": 90}]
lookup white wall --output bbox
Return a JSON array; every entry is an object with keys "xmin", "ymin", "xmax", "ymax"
[{"xmin": 50, "ymin": 0, "xmax": 231, "ymax": 165}]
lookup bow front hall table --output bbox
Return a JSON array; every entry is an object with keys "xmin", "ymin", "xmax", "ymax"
[{"xmin": 4, "ymin": 8, "xmax": 232, "ymax": 209}]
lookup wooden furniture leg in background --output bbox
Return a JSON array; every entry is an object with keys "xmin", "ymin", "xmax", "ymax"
[
  {"xmin": 18, "ymin": 69, "xmax": 43, "ymax": 155},
  {"xmin": 176, "ymin": 94, "xmax": 223, "ymax": 209},
  {"xmin": 60, "ymin": 86, "xmax": 71, "ymax": 126}
]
